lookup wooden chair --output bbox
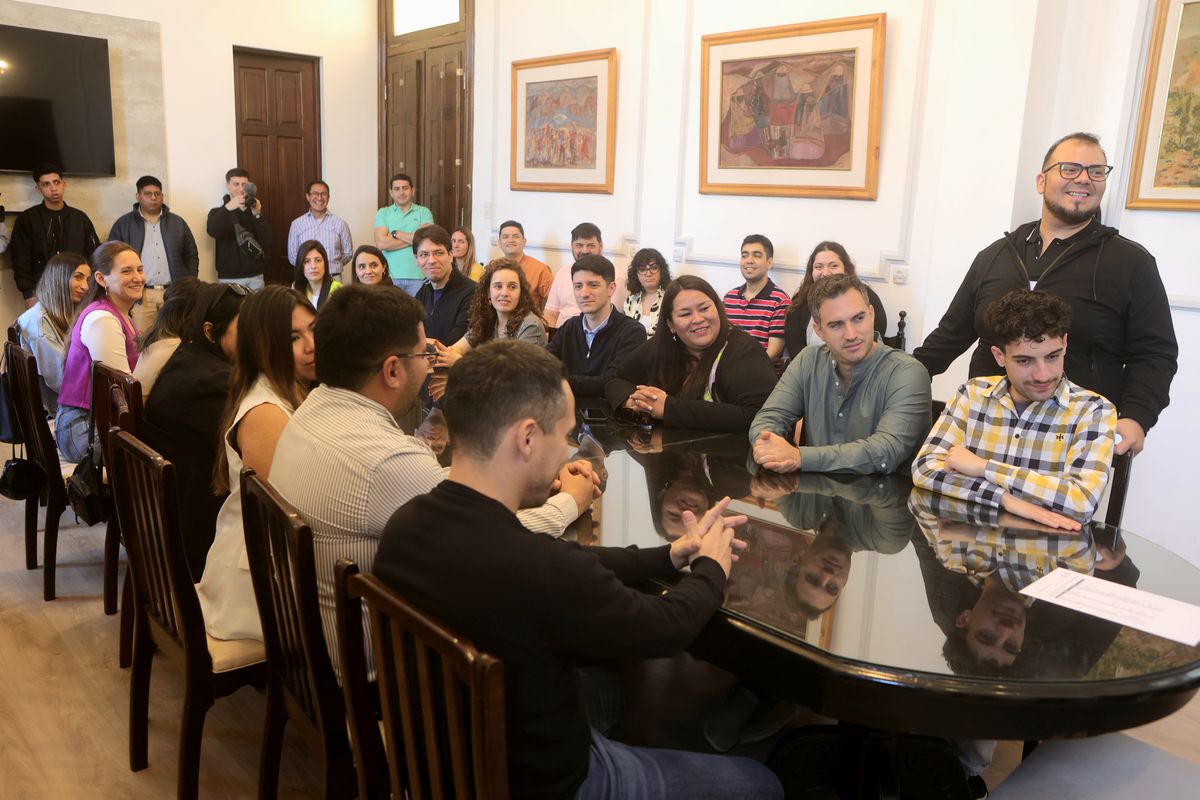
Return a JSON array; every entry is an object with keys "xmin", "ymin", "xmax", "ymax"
[
  {"xmin": 107, "ymin": 382, "xmax": 140, "ymax": 668},
  {"xmin": 1105, "ymin": 450, "xmax": 1134, "ymax": 528},
  {"xmin": 108, "ymin": 430, "xmax": 266, "ymax": 800},
  {"xmin": 6, "ymin": 341, "xmax": 70, "ymax": 601},
  {"xmin": 881, "ymin": 309, "xmax": 907, "ymax": 351},
  {"xmin": 93, "ymin": 362, "xmax": 142, "ymax": 616},
  {"xmin": 334, "ymin": 559, "xmax": 508, "ymax": 800},
  {"xmin": 7, "ymin": 324, "xmax": 19, "ymax": 345},
  {"xmin": 241, "ymin": 469, "xmax": 356, "ymax": 799}
]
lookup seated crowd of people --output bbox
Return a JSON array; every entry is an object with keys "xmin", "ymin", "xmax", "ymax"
[{"xmin": 2, "ymin": 130, "xmax": 1179, "ymax": 797}]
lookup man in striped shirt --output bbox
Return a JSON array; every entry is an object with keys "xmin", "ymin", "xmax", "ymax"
[
  {"xmin": 286, "ymin": 179, "xmax": 353, "ymax": 278},
  {"xmin": 723, "ymin": 234, "xmax": 790, "ymax": 360},
  {"xmin": 913, "ymin": 290, "xmax": 1117, "ymax": 529}
]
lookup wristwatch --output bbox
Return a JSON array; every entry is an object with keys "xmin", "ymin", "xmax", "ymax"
[{"xmin": 390, "ymin": 230, "xmax": 399, "ymax": 240}]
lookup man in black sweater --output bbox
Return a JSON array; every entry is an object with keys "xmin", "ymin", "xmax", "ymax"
[
  {"xmin": 547, "ymin": 254, "xmax": 646, "ymax": 409},
  {"xmin": 9, "ymin": 163, "xmax": 100, "ymax": 306},
  {"xmin": 412, "ymin": 224, "xmax": 475, "ymax": 345},
  {"xmin": 373, "ymin": 340, "xmax": 782, "ymax": 800},
  {"xmin": 914, "ymin": 132, "xmax": 1177, "ymax": 456},
  {"xmin": 206, "ymin": 167, "xmax": 272, "ymax": 289}
]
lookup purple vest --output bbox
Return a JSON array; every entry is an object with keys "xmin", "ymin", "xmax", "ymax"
[{"xmin": 58, "ymin": 297, "xmax": 140, "ymax": 410}]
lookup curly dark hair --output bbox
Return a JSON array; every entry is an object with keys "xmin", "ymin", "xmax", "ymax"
[
  {"xmin": 625, "ymin": 247, "xmax": 671, "ymax": 296},
  {"xmin": 789, "ymin": 241, "xmax": 856, "ymax": 315},
  {"xmin": 465, "ymin": 258, "xmax": 540, "ymax": 344},
  {"xmin": 647, "ymin": 275, "xmax": 731, "ymax": 398},
  {"xmin": 985, "ymin": 290, "xmax": 1072, "ymax": 347}
]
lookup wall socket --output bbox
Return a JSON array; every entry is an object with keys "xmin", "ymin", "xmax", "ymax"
[{"xmin": 892, "ymin": 266, "xmax": 909, "ymax": 285}]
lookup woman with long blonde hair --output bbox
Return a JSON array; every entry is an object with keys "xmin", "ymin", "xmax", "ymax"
[{"xmin": 15, "ymin": 251, "xmax": 90, "ymax": 412}]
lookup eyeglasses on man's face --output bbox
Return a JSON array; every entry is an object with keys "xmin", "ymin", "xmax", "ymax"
[
  {"xmin": 1042, "ymin": 162, "xmax": 1113, "ymax": 181},
  {"xmin": 385, "ymin": 343, "xmax": 438, "ymax": 368},
  {"xmin": 636, "ymin": 264, "xmax": 662, "ymax": 274}
]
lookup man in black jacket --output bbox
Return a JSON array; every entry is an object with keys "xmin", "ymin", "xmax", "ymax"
[
  {"xmin": 547, "ymin": 254, "xmax": 646, "ymax": 409},
  {"xmin": 206, "ymin": 167, "xmax": 272, "ymax": 290},
  {"xmin": 9, "ymin": 163, "xmax": 100, "ymax": 307},
  {"xmin": 413, "ymin": 224, "xmax": 475, "ymax": 345},
  {"xmin": 914, "ymin": 132, "xmax": 1178, "ymax": 455},
  {"xmin": 108, "ymin": 175, "xmax": 200, "ymax": 329}
]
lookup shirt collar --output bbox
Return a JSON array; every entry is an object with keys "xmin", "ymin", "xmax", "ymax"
[
  {"xmin": 310, "ymin": 384, "xmax": 404, "ymax": 431},
  {"xmin": 822, "ymin": 331, "xmax": 887, "ymax": 379},
  {"xmin": 581, "ymin": 305, "xmax": 614, "ymax": 335},
  {"xmin": 984, "ymin": 375, "xmax": 1070, "ymax": 410},
  {"xmin": 734, "ymin": 277, "xmax": 776, "ymax": 300}
]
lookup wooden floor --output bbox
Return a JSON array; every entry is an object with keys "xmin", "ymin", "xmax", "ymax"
[{"xmin": 1, "ymin": 493, "xmax": 1198, "ymax": 798}]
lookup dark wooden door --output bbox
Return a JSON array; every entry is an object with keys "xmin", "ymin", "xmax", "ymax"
[
  {"xmin": 387, "ymin": 52, "xmax": 422, "ymax": 183},
  {"xmin": 423, "ymin": 43, "xmax": 466, "ymax": 229},
  {"xmin": 234, "ymin": 49, "xmax": 321, "ymax": 284}
]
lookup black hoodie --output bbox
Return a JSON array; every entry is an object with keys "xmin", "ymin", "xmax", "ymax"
[{"xmin": 914, "ymin": 220, "xmax": 1178, "ymax": 432}]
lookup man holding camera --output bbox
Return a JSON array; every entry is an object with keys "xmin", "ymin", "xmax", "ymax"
[{"xmin": 206, "ymin": 167, "xmax": 272, "ymax": 290}]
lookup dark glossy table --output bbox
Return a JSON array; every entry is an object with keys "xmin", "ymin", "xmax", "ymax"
[{"xmin": 574, "ymin": 425, "xmax": 1200, "ymax": 742}]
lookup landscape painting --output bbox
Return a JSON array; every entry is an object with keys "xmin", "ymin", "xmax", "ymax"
[
  {"xmin": 524, "ymin": 76, "xmax": 598, "ymax": 169},
  {"xmin": 1154, "ymin": 1, "xmax": 1200, "ymax": 187}
]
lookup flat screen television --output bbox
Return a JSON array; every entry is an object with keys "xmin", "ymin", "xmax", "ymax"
[{"xmin": 0, "ymin": 24, "xmax": 116, "ymax": 177}]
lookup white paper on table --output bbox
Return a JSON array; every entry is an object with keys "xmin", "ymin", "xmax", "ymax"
[{"xmin": 1019, "ymin": 567, "xmax": 1200, "ymax": 646}]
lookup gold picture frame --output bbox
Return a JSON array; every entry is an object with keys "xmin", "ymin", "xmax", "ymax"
[
  {"xmin": 510, "ymin": 48, "xmax": 617, "ymax": 194},
  {"xmin": 700, "ymin": 14, "xmax": 886, "ymax": 200},
  {"xmin": 1127, "ymin": 0, "xmax": 1200, "ymax": 211}
]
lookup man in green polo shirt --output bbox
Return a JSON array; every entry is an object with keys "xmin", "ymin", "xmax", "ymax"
[{"xmin": 373, "ymin": 172, "xmax": 433, "ymax": 294}]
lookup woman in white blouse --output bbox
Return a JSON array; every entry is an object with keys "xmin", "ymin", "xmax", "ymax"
[{"xmin": 623, "ymin": 247, "xmax": 671, "ymax": 336}]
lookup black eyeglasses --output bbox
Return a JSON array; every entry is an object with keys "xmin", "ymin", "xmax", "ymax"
[
  {"xmin": 1042, "ymin": 162, "xmax": 1113, "ymax": 181},
  {"xmin": 636, "ymin": 264, "xmax": 662, "ymax": 274}
]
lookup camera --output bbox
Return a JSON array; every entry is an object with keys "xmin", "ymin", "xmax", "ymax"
[{"xmin": 243, "ymin": 182, "xmax": 258, "ymax": 209}]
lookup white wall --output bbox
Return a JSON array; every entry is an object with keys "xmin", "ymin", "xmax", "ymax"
[
  {"xmin": 0, "ymin": 0, "xmax": 378, "ymax": 323},
  {"xmin": 473, "ymin": 0, "xmax": 1200, "ymax": 566}
]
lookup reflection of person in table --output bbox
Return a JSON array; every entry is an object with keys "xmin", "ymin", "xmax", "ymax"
[
  {"xmin": 607, "ymin": 275, "xmax": 777, "ymax": 433},
  {"xmin": 636, "ymin": 445, "xmax": 753, "ymax": 540},
  {"xmin": 415, "ymin": 408, "xmax": 451, "ymax": 466},
  {"xmin": 912, "ymin": 290, "xmax": 1117, "ymax": 529}
]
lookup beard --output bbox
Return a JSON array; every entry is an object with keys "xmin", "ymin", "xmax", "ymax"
[{"xmin": 1044, "ymin": 195, "xmax": 1097, "ymax": 226}]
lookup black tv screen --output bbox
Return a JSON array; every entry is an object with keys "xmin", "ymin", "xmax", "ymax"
[{"xmin": 0, "ymin": 24, "xmax": 116, "ymax": 177}]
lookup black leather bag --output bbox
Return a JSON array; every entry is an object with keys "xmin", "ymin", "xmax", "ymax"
[
  {"xmin": 0, "ymin": 444, "xmax": 38, "ymax": 501},
  {"xmin": 65, "ymin": 408, "xmax": 109, "ymax": 526},
  {"xmin": 0, "ymin": 369, "xmax": 24, "ymax": 444}
]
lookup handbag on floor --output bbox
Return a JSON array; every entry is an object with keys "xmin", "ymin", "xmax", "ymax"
[
  {"xmin": 0, "ymin": 443, "xmax": 38, "ymax": 501},
  {"xmin": 66, "ymin": 407, "xmax": 108, "ymax": 526}
]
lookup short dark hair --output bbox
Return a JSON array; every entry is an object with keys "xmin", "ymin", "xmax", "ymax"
[
  {"xmin": 136, "ymin": 175, "xmax": 162, "ymax": 192},
  {"xmin": 1041, "ymin": 132, "xmax": 1106, "ymax": 170},
  {"xmin": 741, "ymin": 234, "xmax": 774, "ymax": 260},
  {"xmin": 225, "ymin": 168, "xmax": 250, "ymax": 182},
  {"xmin": 570, "ymin": 254, "xmax": 615, "ymax": 283},
  {"xmin": 571, "ymin": 222, "xmax": 602, "ymax": 243},
  {"xmin": 808, "ymin": 273, "xmax": 870, "ymax": 323},
  {"xmin": 315, "ymin": 284, "xmax": 425, "ymax": 390},
  {"xmin": 32, "ymin": 163, "xmax": 63, "ymax": 183},
  {"xmin": 443, "ymin": 340, "xmax": 567, "ymax": 459},
  {"xmin": 389, "ymin": 173, "xmax": 413, "ymax": 189},
  {"xmin": 498, "ymin": 219, "xmax": 524, "ymax": 236},
  {"xmin": 412, "ymin": 223, "xmax": 452, "ymax": 255},
  {"xmin": 306, "ymin": 179, "xmax": 330, "ymax": 194},
  {"xmin": 985, "ymin": 290, "xmax": 1072, "ymax": 347}
]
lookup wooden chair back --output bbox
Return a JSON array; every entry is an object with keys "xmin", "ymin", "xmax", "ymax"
[
  {"xmin": 1105, "ymin": 450, "xmax": 1134, "ymax": 528},
  {"xmin": 6, "ymin": 342, "xmax": 64, "ymax": 506},
  {"xmin": 240, "ymin": 469, "xmax": 354, "ymax": 773},
  {"xmin": 7, "ymin": 324, "xmax": 19, "ymax": 346},
  {"xmin": 94, "ymin": 362, "xmax": 142, "ymax": 467},
  {"xmin": 335, "ymin": 559, "xmax": 509, "ymax": 800},
  {"xmin": 108, "ymin": 430, "xmax": 209, "ymax": 672},
  {"xmin": 881, "ymin": 309, "xmax": 907, "ymax": 351}
]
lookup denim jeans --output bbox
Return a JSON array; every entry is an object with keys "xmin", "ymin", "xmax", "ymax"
[
  {"xmin": 575, "ymin": 728, "xmax": 783, "ymax": 800},
  {"xmin": 218, "ymin": 275, "xmax": 265, "ymax": 292},
  {"xmin": 392, "ymin": 277, "xmax": 425, "ymax": 296},
  {"xmin": 55, "ymin": 404, "xmax": 98, "ymax": 465}
]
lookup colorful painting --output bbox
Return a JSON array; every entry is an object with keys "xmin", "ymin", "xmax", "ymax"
[
  {"xmin": 524, "ymin": 77, "xmax": 598, "ymax": 169},
  {"xmin": 719, "ymin": 50, "xmax": 855, "ymax": 170},
  {"xmin": 511, "ymin": 48, "xmax": 617, "ymax": 194},
  {"xmin": 1128, "ymin": 0, "xmax": 1200, "ymax": 210},
  {"xmin": 700, "ymin": 15, "xmax": 886, "ymax": 200}
]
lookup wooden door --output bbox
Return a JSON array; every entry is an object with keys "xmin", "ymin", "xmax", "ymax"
[
  {"xmin": 234, "ymin": 49, "xmax": 321, "ymax": 284},
  {"xmin": 423, "ymin": 43, "xmax": 466, "ymax": 229},
  {"xmin": 387, "ymin": 52, "xmax": 423, "ymax": 188}
]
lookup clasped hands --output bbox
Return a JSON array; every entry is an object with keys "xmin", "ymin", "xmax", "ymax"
[
  {"xmin": 666, "ymin": 496, "xmax": 749, "ymax": 578},
  {"xmin": 752, "ymin": 431, "xmax": 801, "ymax": 473},
  {"xmin": 625, "ymin": 385, "xmax": 667, "ymax": 419},
  {"xmin": 549, "ymin": 459, "xmax": 603, "ymax": 515}
]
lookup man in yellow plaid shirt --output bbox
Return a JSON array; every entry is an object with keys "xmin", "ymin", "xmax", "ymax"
[{"xmin": 913, "ymin": 290, "xmax": 1116, "ymax": 529}]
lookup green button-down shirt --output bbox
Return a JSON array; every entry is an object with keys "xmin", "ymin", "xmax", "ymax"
[
  {"xmin": 750, "ymin": 335, "xmax": 932, "ymax": 474},
  {"xmin": 374, "ymin": 202, "xmax": 433, "ymax": 280}
]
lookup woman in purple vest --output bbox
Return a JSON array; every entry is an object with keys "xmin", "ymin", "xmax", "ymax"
[{"xmin": 55, "ymin": 241, "xmax": 145, "ymax": 463}]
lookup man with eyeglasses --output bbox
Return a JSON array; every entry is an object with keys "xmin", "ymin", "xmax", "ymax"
[
  {"xmin": 915, "ymin": 132, "xmax": 1177, "ymax": 457},
  {"xmin": 412, "ymin": 224, "xmax": 475, "ymax": 348},
  {"xmin": 286, "ymin": 179, "xmax": 353, "ymax": 280},
  {"xmin": 269, "ymin": 285, "xmax": 592, "ymax": 682}
]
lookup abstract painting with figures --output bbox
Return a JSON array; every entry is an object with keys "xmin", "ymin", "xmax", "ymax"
[{"xmin": 524, "ymin": 77, "xmax": 598, "ymax": 170}]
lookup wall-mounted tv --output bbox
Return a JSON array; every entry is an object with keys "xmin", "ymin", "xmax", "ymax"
[{"xmin": 0, "ymin": 24, "xmax": 116, "ymax": 177}]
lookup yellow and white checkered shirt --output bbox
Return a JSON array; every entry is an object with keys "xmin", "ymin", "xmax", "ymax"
[{"xmin": 912, "ymin": 375, "xmax": 1116, "ymax": 519}]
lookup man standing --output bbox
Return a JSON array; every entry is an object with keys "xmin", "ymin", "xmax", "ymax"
[
  {"xmin": 287, "ymin": 179, "xmax": 353, "ymax": 278},
  {"xmin": 913, "ymin": 290, "xmax": 1116, "ymax": 528},
  {"xmin": 547, "ymin": 254, "xmax": 646, "ymax": 406},
  {"xmin": 750, "ymin": 274, "xmax": 931, "ymax": 475},
  {"xmin": 373, "ymin": 173, "xmax": 433, "ymax": 295},
  {"xmin": 543, "ymin": 222, "xmax": 627, "ymax": 328},
  {"xmin": 270, "ymin": 286, "xmax": 591, "ymax": 679},
  {"xmin": 10, "ymin": 163, "xmax": 100, "ymax": 307},
  {"xmin": 914, "ymin": 132, "xmax": 1177, "ymax": 457},
  {"xmin": 108, "ymin": 175, "xmax": 200, "ymax": 330},
  {"xmin": 723, "ymin": 234, "xmax": 790, "ymax": 360},
  {"xmin": 498, "ymin": 219, "xmax": 553, "ymax": 312},
  {"xmin": 206, "ymin": 168, "xmax": 272, "ymax": 290},
  {"xmin": 373, "ymin": 339, "xmax": 782, "ymax": 799},
  {"xmin": 413, "ymin": 224, "xmax": 475, "ymax": 346}
]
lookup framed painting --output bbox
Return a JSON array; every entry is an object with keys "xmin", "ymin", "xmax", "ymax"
[
  {"xmin": 1127, "ymin": 0, "xmax": 1200, "ymax": 210},
  {"xmin": 510, "ymin": 48, "xmax": 617, "ymax": 193},
  {"xmin": 700, "ymin": 14, "xmax": 886, "ymax": 200}
]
